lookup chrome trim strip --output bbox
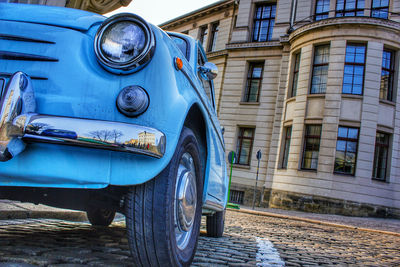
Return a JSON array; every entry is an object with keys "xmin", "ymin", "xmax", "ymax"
[
  {"xmin": 0, "ymin": 34, "xmax": 55, "ymax": 44},
  {"xmin": 0, "ymin": 72, "xmax": 47, "ymax": 80},
  {"xmin": 0, "ymin": 72, "xmax": 166, "ymax": 161},
  {"xmin": 203, "ymin": 199, "xmax": 224, "ymax": 212},
  {"xmin": 21, "ymin": 114, "xmax": 166, "ymax": 158},
  {"xmin": 0, "ymin": 51, "xmax": 58, "ymax": 62}
]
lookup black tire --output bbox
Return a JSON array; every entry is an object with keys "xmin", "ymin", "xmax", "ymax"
[
  {"xmin": 86, "ymin": 208, "xmax": 116, "ymax": 226},
  {"xmin": 125, "ymin": 127, "xmax": 203, "ymax": 267},
  {"xmin": 206, "ymin": 210, "xmax": 225, "ymax": 237}
]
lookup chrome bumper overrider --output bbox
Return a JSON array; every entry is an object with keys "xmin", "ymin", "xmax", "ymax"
[{"xmin": 0, "ymin": 72, "xmax": 166, "ymax": 161}]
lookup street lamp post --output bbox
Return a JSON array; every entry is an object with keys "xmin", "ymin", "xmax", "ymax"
[{"xmin": 252, "ymin": 149, "xmax": 262, "ymax": 210}]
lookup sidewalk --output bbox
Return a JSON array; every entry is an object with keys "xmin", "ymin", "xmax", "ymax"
[{"xmin": 235, "ymin": 205, "xmax": 400, "ymax": 235}]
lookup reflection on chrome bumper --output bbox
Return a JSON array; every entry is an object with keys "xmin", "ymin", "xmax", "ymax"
[{"xmin": 0, "ymin": 72, "xmax": 166, "ymax": 161}]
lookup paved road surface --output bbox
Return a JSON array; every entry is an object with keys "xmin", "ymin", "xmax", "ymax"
[{"xmin": 0, "ymin": 210, "xmax": 399, "ymax": 266}]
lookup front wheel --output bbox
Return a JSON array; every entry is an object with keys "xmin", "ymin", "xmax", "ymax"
[{"xmin": 125, "ymin": 127, "xmax": 203, "ymax": 267}]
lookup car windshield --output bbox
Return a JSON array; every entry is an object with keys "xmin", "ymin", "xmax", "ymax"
[{"xmin": 169, "ymin": 35, "xmax": 190, "ymax": 61}]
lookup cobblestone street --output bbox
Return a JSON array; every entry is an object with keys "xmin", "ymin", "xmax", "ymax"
[{"xmin": 0, "ymin": 210, "xmax": 399, "ymax": 266}]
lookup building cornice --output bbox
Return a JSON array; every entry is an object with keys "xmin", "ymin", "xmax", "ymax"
[
  {"xmin": 290, "ymin": 17, "xmax": 400, "ymax": 43},
  {"xmin": 160, "ymin": 0, "xmax": 235, "ymax": 29},
  {"xmin": 206, "ymin": 50, "xmax": 229, "ymax": 59},
  {"xmin": 66, "ymin": 0, "xmax": 131, "ymax": 14},
  {"xmin": 226, "ymin": 41, "xmax": 283, "ymax": 50}
]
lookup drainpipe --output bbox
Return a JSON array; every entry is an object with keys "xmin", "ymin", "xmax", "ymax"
[{"xmin": 288, "ymin": 0, "xmax": 298, "ymax": 34}]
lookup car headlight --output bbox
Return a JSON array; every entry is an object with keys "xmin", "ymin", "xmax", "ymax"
[{"xmin": 94, "ymin": 13, "xmax": 155, "ymax": 74}]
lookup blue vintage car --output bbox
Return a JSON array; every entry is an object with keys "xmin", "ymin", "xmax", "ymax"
[{"xmin": 0, "ymin": 3, "xmax": 228, "ymax": 266}]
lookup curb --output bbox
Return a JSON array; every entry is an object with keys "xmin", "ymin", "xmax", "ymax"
[
  {"xmin": 0, "ymin": 210, "xmax": 87, "ymax": 222},
  {"xmin": 228, "ymin": 208, "xmax": 400, "ymax": 237}
]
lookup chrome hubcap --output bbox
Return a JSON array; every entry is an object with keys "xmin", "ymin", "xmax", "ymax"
[{"xmin": 174, "ymin": 152, "xmax": 197, "ymax": 250}]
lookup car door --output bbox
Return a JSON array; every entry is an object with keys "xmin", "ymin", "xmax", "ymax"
[{"xmin": 196, "ymin": 44, "xmax": 228, "ymax": 210}]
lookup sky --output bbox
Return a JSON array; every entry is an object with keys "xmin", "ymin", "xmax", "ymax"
[{"xmin": 106, "ymin": 0, "xmax": 221, "ymax": 25}]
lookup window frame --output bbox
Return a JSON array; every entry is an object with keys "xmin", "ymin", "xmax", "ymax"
[
  {"xmin": 310, "ymin": 44, "xmax": 330, "ymax": 94},
  {"xmin": 281, "ymin": 126, "xmax": 292, "ymax": 169},
  {"xmin": 379, "ymin": 49, "xmax": 395, "ymax": 101},
  {"xmin": 236, "ymin": 127, "xmax": 255, "ymax": 166},
  {"xmin": 252, "ymin": 3, "xmax": 276, "ymax": 42},
  {"xmin": 197, "ymin": 47, "xmax": 216, "ymax": 109},
  {"xmin": 315, "ymin": 0, "xmax": 330, "ymax": 21},
  {"xmin": 291, "ymin": 52, "xmax": 301, "ymax": 97},
  {"xmin": 301, "ymin": 125, "xmax": 322, "ymax": 170},
  {"xmin": 335, "ymin": 0, "xmax": 365, "ymax": 17},
  {"xmin": 243, "ymin": 62, "xmax": 264, "ymax": 102},
  {"xmin": 342, "ymin": 43, "xmax": 366, "ymax": 95},
  {"xmin": 334, "ymin": 126, "xmax": 359, "ymax": 176},
  {"xmin": 371, "ymin": 0, "xmax": 390, "ymax": 19},
  {"xmin": 372, "ymin": 132, "xmax": 390, "ymax": 181},
  {"xmin": 207, "ymin": 22, "xmax": 219, "ymax": 52}
]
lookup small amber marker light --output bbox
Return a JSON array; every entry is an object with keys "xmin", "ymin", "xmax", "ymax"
[{"xmin": 175, "ymin": 57, "xmax": 183, "ymax": 70}]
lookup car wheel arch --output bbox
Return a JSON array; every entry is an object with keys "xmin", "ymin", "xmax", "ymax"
[{"xmin": 183, "ymin": 103, "xmax": 208, "ymax": 197}]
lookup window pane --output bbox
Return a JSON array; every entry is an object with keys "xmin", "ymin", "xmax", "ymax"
[
  {"xmin": 281, "ymin": 126, "xmax": 292, "ymax": 169},
  {"xmin": 252, "ymin": 66, "xmax": 263, "ymax": 78},
  {"xmin": 311, "ymin": 45, "xmax": 330, "ymax": 94},
  {"xmin": 337, "ymin": 0, "xmax": 344, "ymax": 10},
  {"xmin": 371, "ymin": 0, "xmax": 389, "ymax": 19},
  {"xmin": 348, "ymin": 128, "xmax": 358, "ymax": 139},
  {"xmin": 253, "ymin": 4, "xmax": 276, "ymax": 42},
  {"xmin": 244, "ymin": 63, "xmax": 263, "ymax": 102},
  {"xmin": 262, "ymin": 6, "xmax": 271, "ymax": 18},
  {"xmin": 335, "ymin": 126, "xmax": 359, "ymax": 175},
  {"xmin": 336, "ymin": 0, "xmax": 364, "ymax": 17},
  {"xmin": 236, "ymin": 128, "xmax": 255, "ymax": 165},
  {"xmin": 380, "ymin": 49, "xmax": 394, "ymax": 101},
  {"xmin": 302, "ymin": 125, "xmax": 322, "ymax": 170},
  {"xmin": 373, "ymin": 132, "xmax": 390, "ymax": 180},
  {"xmin": 343, "ymin": 44, "xmax": 365, "ymax": 95}
]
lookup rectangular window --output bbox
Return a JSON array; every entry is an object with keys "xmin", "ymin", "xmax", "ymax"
[
  {"xmin": 311, "ymin": 45, "xmax": 330, "ymax": 94},
  {"xmin": 379, "ymin": 49, "xmax": 395, "ymax": 101},
  {"xmin": 243, "ymin": 62, "xmax": 264, "ymax": 102},
  {"xmin": 291, "ymin": 53, "xmax": 301, "ymax": 97},
  {"xmin": 336, "ymin": 0, "xmax": 365, "ymax": 17},
  {"xmin": 315, "ymin": 0, "xmax": 330, "ymax": 20},
  {"xmin": 199, "ymin": 25, "xmax": 208, "ymax": 50},
  {"xmin": 208, "ymin": 22, "xmax": 219, "ymax": 52},
  {"xmin": 371, "ymin": 0, "xmax": 389, "ymax": 19},
  {"xmin": 372, "ymin": 132, "xmax": 390, "ymax": 180},
  {"xmin": 236, "ymin": 127, "xmax": 255, "ymax": 165},
  {"xmin": 252, "ymin": 4, "xmax": 276, "ymax": 42},
  {"xmin": 301, "ymin": 125, "xmax": 322, "ymax": 170},
  {"xmin": 334, "ymin": 126, "xmax": 359, "ymax": 175},
  {"xmin": 281, "ymin": 126, "xmax": 292, "ymax": 169},
  {"xmin": 342, "ymin": 43, "xmax": 366, "ymax": 95}
]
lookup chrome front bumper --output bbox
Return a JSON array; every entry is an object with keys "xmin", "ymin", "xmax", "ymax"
[{"xmin": 0, "ymin": 72, "xmax": 166, "ymax": 161}]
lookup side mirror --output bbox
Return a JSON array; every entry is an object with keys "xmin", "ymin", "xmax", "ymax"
[
  {"xmin": 199, "ymin": 62, "xmax": 218, "ymax": 81},
  {"xmin": 221, "ymin": 127, "xmax": 225, "ymax": 136}
]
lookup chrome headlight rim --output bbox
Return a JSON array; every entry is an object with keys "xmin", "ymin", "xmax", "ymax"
[{"xmin": 94, "ymin": 13, "xmax": 155, "ymax": 74}]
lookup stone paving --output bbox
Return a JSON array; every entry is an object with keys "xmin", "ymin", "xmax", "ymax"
[{"xmin": 0, "ymin": 210, "xmax": 399, "ymax": 266}]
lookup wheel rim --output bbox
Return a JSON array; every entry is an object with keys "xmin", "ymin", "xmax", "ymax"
[{"xmin": 174, "ymin": 152, "xmax": 197, "ymax": 250}]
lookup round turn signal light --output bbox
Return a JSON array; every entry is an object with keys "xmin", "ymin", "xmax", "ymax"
[{"xmin": 175, "ymin": 57, "xmax": 183, "ymax": 70}]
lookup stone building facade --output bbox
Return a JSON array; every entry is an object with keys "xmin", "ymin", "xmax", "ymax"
[{"xmin": 161, "ymin": 0, "xmax": 400, "ymax": 217}]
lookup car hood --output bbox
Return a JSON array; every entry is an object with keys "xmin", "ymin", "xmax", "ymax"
[{"xmin": 0, "ymin": 3, "xmax": 105, "ymax": 31}]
